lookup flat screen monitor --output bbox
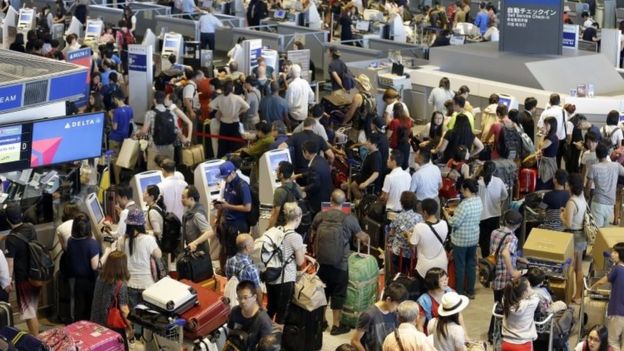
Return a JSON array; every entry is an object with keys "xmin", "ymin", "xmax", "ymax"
[
  {"xmin": 267, "ymin": 151, "xmax": 290, "ymax": 178},
  {"xmin": 88, "ymin": 195, "xmax": 105, "ymax": 224},
  {"xmin": 0, "ymin": 125, "xmax": 28, "ymax": 172},
  {"xmin": 204, "ymin": 164, "xmax": 221, "ymax": 191},
  {"xmin": 164, "ymin": 39, "xmax": 178, "ymax": 49},
  {"xmin": 498, "ymin": 96, "xmax": 511, "ymax": 108},
  {"xmin": 274, "ymin": 9, "xmax": 286, "ymax": 19},
  {"xmin": 30, "ymin": 112, "xmax": 104, "ymax": 168},
  {"xmin": 86, "ymin": 24, "xmax": 100, "ymax": 34},
  {"xmin": 138, "ymin": 174, "xmax": 163, "ymax": 195},
  {"xmin": 19, "ymin": 13, "xmax": 31, "ymax": 22},
  {"xmin": 356, "ymin": 20, "xmax": 370, "ymax": 32}
]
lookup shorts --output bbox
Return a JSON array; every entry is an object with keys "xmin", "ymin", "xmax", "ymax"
[
  {"xmin": 16, "ymin": 281, "xmax": 40, "ymax": 320},
  {"xmin": 591, "ymin": 202, "xmax": 614, "ymax": 228},
  {"xmin": 317, "ymin": 264, "xmax": 348, "ymax": 310},
  {"xmin": 567, "ymin": 229, "xmax": 588, "ymax": 252}
]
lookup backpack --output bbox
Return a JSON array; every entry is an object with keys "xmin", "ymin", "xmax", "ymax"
[
  {"xmin": 601, "ymin": 126, "xmax": 621, "ymax": 153},
  {"xmin": 252, "ymin": 226, "xmax": 295, "ymax": 283},
  {"xmin": 148, "ymin": 206, "xmax": 182, "ymax": 254},
  {"xmin": 10, "ymin": 225, "xmax": 54, "ymax": 287},
  {"xmin": 313, "ymin": 211, "xmax": 348, "ymax": 267},
  {"xmin": 497, "ymin": 124, "xmax": 522, "ymax": 160},
  {"xmin": 238, "ymin": 182, "xmax": 259, "ymax": 228},
  {"xmin": 519, "ymin": 127, "xmax": 536, "ymax": 158},
  {"xmin": 279, "ymin": 185, "xmax": 312, "ymax": 237},
  {"xmin": 354, "ymin": 93, "xmax": 376, "ymax": 131},
  {"xmin": 152, "ymin": 109, "xmax": 177, "ymax": 146}
]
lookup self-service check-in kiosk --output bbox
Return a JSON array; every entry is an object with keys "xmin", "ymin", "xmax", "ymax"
[
  {"xmin": 161, "ymin": 32, "xmax": 183, "ymax": 71},
  {"xmin": 257, "ymin": 149, "xmax": 292, "ymax": 234},
  {"xmin": 193, "ymin": 159, "xmax": 225, "ymax": 221},
  {"xmin": 84, "ymin": 19, "xmax": 103, "ymax": 45},
  {"xmin": 497, "ymin": 93, "xmax": 519, "ymax": 110},
  {"xmin": 130, "ymin": 170, "xmax": 164, "ymax": 210},
  {"xmin": 17, "ymin": 8, "xmax": 35, "ymax": 41}
]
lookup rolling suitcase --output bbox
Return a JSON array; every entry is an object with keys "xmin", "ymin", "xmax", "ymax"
[
  {"xmin": 177, "ymin": 249, "xmax": 214, "ymax": 283},
  {"xmin": 180, "ymin": 280, "xmax": 230, "ymax": 339},
  {"xmin": 0, "ymin": 327, "xmax": 47, "ymax": 351},
  {"xmin": 282, "ymin": 304, "xmax": 323, "ymax": 351},
  {"xmin": 341, "ymin": 243, "xmax": 379, "ymax": 328},
  {"xmin": 142, "ymin": 276, "xmax": 198, "ymax": 314},
  {"xmin": 39, "ymin": 327, "xmax": 77, "ymax": 351},
  {"xmin": 519, "ymin": 168, "xmax": 537, "ymax": 194},
  {"xmin": 64, "ymin": 321, "xmax": 124, "ymax": 351},
  {"xmin": 194, "ymin": 326, "xmax": 227, "ymax": 351}
]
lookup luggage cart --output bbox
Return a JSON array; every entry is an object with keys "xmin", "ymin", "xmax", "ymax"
[
  {"xmin": 579, "ymin": 254, "xmax": 612, "ymax": 343},
  {"xmin": 129, "ymin": 307, "xmax": 186, "ymax": 351},
  {"xmin": 491, "ymin": 303, "xmax": 554, "ymax": 351}
]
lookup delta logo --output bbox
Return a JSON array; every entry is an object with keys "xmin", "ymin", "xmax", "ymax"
[{"xmin": 64, "ymin": 118, "xmax": 102, "ymax": 129}]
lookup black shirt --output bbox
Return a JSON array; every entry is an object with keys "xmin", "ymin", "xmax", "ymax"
[
  {"xmin": 227, "ymin": 306, "xmax": 273, "ymax": 351},
  {"xmin": 340, "ymin": 15, "xmax": 353, "ymax": 42},
  {"xmin": 582, "ymin": 27, "xmax": 598, "ymax": 41},
  {"xmin": 286, "ymin": 130, "xmax": 329, "ymax": 174},
  {"xmin": 6, "ymin": 223, "xmax": 37, "ymax": 282},
  {"xmin": 520, "ymin": 110, "xmax": 535, "ymax": 143},
  {"xmin": 357, "ymin": 149, "xmax": 382, "ymax": 192},
  {"xmin": 328, "ymin": 57, "xmax": 347, "ymax": 91}
]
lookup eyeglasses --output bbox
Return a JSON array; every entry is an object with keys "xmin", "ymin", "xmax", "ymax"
[{"xmin": 237, "ymin": 295, "xmax": 255, "ymax": 302}]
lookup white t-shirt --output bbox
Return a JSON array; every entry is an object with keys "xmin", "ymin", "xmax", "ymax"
[
  {"xmin": 537, "ymin": 106, "xmax": 566, "ymax": 141},
  {"xmin": 146, "ymin": 206, "xmax": 164, "ymax": 239},
  {"xmin": 183, "ymin": 81, "xmax": 200, "ymax": 110},
  {"xmin": 602, "ymin": 125, "xmax": 624, "ymax": 147},
  {"xmin": 124, "ymin": 234, "xmax": 159, "ymax": 290},
  {"xmin": 285, "ymin": 78, "xmax": 315, "ymax": 121},
  {"xmin": 502, "ymin": 294, "xmax": 540, "ymax": 344},
  {"xmin": 385, "ymin": 101, "xmax": 409, "ymax": 119},
  {"xmin": 382, "ymin": 167, "xmax": 412, "ymax": 211},
  {"xmin": 478, "ymin": 176, "xmax": 508, "ymax": 220},
  {"xmin": 209, "ymin": 93, "xmax": 249, "ymax": 124},
  {"xmin": 158, "ymin": 175, "xmax": 189, "ymax": 222},
  {"xmin": 410, "ymin": 220, "xmax": 449, "ymax": 277},
  {"xmin": 427, "ymin": 319, "xmax": 466, "ymax": 351}
]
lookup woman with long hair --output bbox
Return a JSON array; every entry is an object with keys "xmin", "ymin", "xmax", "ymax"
[
  {"xmin": 121, "ymin": 209, "xmax": 162, "ymax": 308},
  {"xmin": 477, "ymin": 160, "xmax": 508, "ymax": 258},
  {"xmin": 435, "ymin": 113, "xmax": 484, "ymax": 163},
  {"xmin": 91, "ymin": 250, "xmax": 131, "ymax": 350},
  {"xmin": 427, "ymin": 291, "xmax": 469, "ymax": 350},
  {"xmin": 561, "ymin": 173, "xmax": 588, "ymax": 304},
  {"xmin": 387, "ymin": 103, "xmax": 413, "ymax": 169},
  {"xmin": 144, "ymin": 185, "xmax": 165, "ymax": 241},
  {"xmin": 419, "ymin": 111, "xmax": 445, "ymax": 149},
  {"xmin": 537, "ymin": 117, "xmax": 559, "ymax": 190},
  {"xmin": 428, "ymin": 77, "xmax": 454, "ymax": 113},
  {"xmin": 501, "ymin": 277, "xmax": 540, "ymax": 351},
  {"xmin": 575, "ymin": 325, "xmax": 612, "ymax": 351}
]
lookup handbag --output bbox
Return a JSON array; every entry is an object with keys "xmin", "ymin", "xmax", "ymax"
[
  {"xmin": 292, "ymin": 261, "xmax": 327, "ymax": 312},
  {"xmin": 115, "ymin": 138, "xmax": 140, "ymax": 169},
  {"xmin": 181, "ymin": 144, "xmax": 205, "ymax": 167},
  {"xmin": 478, "ymin": 232, "xmax": 511, "ymax": 288},
  {"xmin": 106, "ymin": 281, "xmax": 128, "ymax": 330}
]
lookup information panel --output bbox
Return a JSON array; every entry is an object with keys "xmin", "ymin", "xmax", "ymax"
[{"xmin": 499, "ymin": 0, "xmax": 564, "ymax": 55}]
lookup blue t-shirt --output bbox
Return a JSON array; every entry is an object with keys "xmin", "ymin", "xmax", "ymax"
[
  {"xmin": 608, "ymin": 264, "xmax": 624, "ymax": 316},
  {"xmin": 474, "ymin": 11, "xmax": 489, "ymax": 35},
  {"xmin": 66, "ymin": 237, "xmax": 101, "ymax": 279},
  {"xmin": 223, "ymin": 176, "xmax": 252, "ymax": 224},
  {"xmin": 259, "ymin": 95, "xmax": 289, "ymax": 124},
  {"xmin": 110, "ymin": 106, "xmax": 134, "ymax": 142}
]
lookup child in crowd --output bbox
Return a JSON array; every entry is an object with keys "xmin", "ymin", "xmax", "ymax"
[{"xmin": 501, "ymin": 277, "xmax": 540, "ymax": 351}]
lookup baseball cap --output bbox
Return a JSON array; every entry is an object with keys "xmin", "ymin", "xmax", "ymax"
[{"xmin": 218, "ymin": 161, "xmax": 236, "ymax": 178}]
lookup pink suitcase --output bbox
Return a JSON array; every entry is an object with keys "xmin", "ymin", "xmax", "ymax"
[
  {"xmin": 64, "ymin": 321, "xmax": 125, "ymax": 351},
  {"xmin": 39, "ymin": 327, "xmax": 78, "ymax": 351}
]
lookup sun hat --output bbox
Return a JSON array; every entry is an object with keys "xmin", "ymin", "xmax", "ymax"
[
  {"xmin": 354, "ymin": 74, "xmax": 372, "ymax": 92},
  {"xmin": 437, "ymin": 291, "xmax": 470, "ymax": 317}
]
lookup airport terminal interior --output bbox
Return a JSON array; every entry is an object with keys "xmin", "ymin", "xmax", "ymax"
[{"xmin": 1, "ymin": 0, "xmax": 624, "ymax": 350}]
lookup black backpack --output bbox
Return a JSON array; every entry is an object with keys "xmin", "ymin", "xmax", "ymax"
[
  {"xmin": 497, "ymin": 124, "xmax": 522, "ymax": 160},
  {"xmin": 10, "ymin": 225, "xmax": 54, "ymax": 287},
  {"xmin": 149, "ymin": 206, "xmax": 182, "ymax": 254},
  {"xmin": 152, "ymin": 109, "xmax": 177, "ymax": 146}
]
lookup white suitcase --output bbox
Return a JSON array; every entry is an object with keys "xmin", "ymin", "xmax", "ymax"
[
  {"xmin": 194, "ymin": 326, "xmax": 227, "ymax": 351},
  {"xmin": 142, "ymin": 277, "xmax": 198, "ymax": 314}
]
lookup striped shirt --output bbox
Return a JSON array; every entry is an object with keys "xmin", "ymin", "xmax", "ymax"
[{"xmin": 448, "ymin": 196, "xmax": 482, "ymax": 247}]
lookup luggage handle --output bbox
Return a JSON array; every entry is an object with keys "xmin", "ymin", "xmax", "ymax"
[
  {"xmin": 357, "ymin": 239, "xmax": 371, "ymax": 257},
  {"xmin": 301, "ymin": 255, "xmax": 320, "ymax": 275}
]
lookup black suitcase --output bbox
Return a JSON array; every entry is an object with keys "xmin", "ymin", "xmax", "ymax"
[
  {"xmin": 282, "ymin": 304, "xmax": 323, "ymax": 351},
  {"xmin": 0, "ymin": 302, "xmax": 12, "ymax": 328},
  {"xmin": 176, "ymin": 249, "xmax": 213, "ymax": 283}
]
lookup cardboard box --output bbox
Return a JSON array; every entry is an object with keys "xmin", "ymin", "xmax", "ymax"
[
  {"xmin": 592, "ymin": 227, "xmax": 624, "ymax": 272},
  {"xmin": 523, "ymin": 228, "xmax": 574, "ymax": 263}
]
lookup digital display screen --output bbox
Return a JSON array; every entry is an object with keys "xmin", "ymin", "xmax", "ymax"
[
  {"xmin": 86, "ymin": 24, "xmax": 100, "ymax": 34},
  {"xmin": 138, "ymin": 175, "xmax": 163, "ymax": 194},
  {"xmin": 498, "ymin": 97, "xmax": 511, "ymax": 108},
  {"xmin": 164, "ymin": 39, "xmax": 177, "ymax": 48},
  {"xmin": 0, "ymin": 123, "xmax": 31, "ymax": 173},
  {"xmin": 30, "ymin": 112, "xmax": 104, "ymax": 168},
  {"xmin": 204, "ymin": 165, "xmax": 221, "ymax": 187},
  {"xmin": 268, "ymin": 152, "xmax": 290, "ymax": 177},
  {"xmin": 19, "ymin": 13, "xmax": 31, "ymax": 22},
  {"xmin": 356, "ymin": 20, "xmax": 370, "ymax": 31},
  {"xmin": 274, "ymin": 9, "xmax": 286, "ymax": 19},
  {"xmin": 89, "ymin": 197, "xmax": 104, "ymax": 223}
]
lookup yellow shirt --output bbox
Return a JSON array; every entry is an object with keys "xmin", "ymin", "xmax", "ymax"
[{"xmin": 446, "ymin": 111, "xmax": 475, "ymax": 131}]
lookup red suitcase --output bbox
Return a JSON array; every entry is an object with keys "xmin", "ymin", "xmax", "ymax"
[
  {"xmin": 64, "ymin": 321, "xmax": 124, "ymax": 351},
  {"xmin": 519, "ymin": 168, "xmax": 537, "ymax": 194},
  {"xmin": 180, "ymin": 279, "xmax": 231, "ymax": 339}
]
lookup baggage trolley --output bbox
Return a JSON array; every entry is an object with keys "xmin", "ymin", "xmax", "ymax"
[
  {"xmin": 131, "ymin": 312, "xmax": 186, "ymax": 351},
  {"xmin": 491, "ymin": 303, "xmax": 554, "ymax": 351},
  {"xmin": 578, "ymin": 273, "xmax": 611, "ymax": 343}
]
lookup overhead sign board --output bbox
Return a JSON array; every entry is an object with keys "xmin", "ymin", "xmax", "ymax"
[{"xmin": 500, "ymin": 0, "xmax": 564, "ymax": 55}]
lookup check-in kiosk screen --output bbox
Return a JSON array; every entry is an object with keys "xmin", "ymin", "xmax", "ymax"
[
  {"xmin": 204, "ymin": 165, "xmax": 221, "ymax": 187},
  {"xmin": 268, "ymin": 152, "xmax": 290, "ymax": 177}
]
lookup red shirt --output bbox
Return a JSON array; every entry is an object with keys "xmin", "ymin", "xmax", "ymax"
[{"xmin": 388, "ymin": 118, "xmax": 413, "ymax": 149}]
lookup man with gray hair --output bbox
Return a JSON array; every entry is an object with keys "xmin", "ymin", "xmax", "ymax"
[
  {"xmin": 285, "ymin": 63, "xmax": 315, "ymax": 127},
  {"xmin": 225, "ymin": 233, "xmax": 263, "ymax": 304},
  {"xmin": 270, "ymin": 120, "xmax": 289, "ymax": 150},
  {"xmin": 382, "ymin": 300, "xmax": 435, "ymax": 351}
]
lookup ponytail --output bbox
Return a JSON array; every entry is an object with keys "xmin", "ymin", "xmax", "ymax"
[
  {"xmin": 503, "ymin": 277, "xmax": 529, "ymax": 318},
  {"xmin": 482, "ymin": 160, "xmax": 496, "ymax": 186}
]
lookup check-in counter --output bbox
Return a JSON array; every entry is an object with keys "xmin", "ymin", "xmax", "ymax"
[
  {"xmin": 274, "ymin": 24, "xmax": 328, "ymax": 73},
  {"xmin": 214, "ymin": 13, "xmax": 246, "ymax": 55},
  {"xmin": 155, "ymin": 14, "xmax": 200, "ymax": 41},
  {"xmin": 89, "ymin": 3, "xmax": 170, "ymax": 38},
  {"xmin": 367, "ymin": 38, "xmax": 428, "ymax": 59},
  {"xmin": 321, "ymin": 43, "xmax": 384, "ymax": 81}
]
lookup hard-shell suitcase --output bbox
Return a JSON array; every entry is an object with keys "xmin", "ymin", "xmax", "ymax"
[
  {"xmin": 142, "ymin": 276, "xmax": 198, "ymax": 314},
  {"xmin": 193, "ymin": 326, "xmax": 227, "ymax": 351},
  {"xmin": 39, "ymin": 327, "xmax": 77, "ymax": 351},
  {"xmin": 177, "ymin": 249, "xmax": 214, "ymax": 283},
  {"xmin": 64, "ymin": 321, "xmax": 124, "ymax": 351},
  {"xmin": 0, "ymin": 327, "xmax": 47, "ymax": 351},
  {"xmin": 180, "ymin": 280, "xmax": 230, "ymax": 339},
  {"xmin": 0, "ymin": 303, "xmax": 12, "ymax": 329},
  {"xmin": 282, "ymin": 304, "xmax": 323, "ymax": 351},
  {"xmin": 341, "ymin": 243, "xmax": 379, "ymax": 328},
  {"xmin": 519, "ymin": 168, "xmax": 537, "ymax": 194}
]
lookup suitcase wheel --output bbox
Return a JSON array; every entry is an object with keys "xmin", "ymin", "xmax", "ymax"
[{"xmin": 166, "ymin": 301, "xmax": 174, "ymax": 311}]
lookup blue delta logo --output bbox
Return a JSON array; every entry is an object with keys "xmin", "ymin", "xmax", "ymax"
[{"xmin": 64, "ymin": 118, "xmax": 101, "ymax": 129}]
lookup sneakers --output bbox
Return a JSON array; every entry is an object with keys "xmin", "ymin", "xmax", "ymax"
[{"xmin": 330, "ymin": 325, "xmax": 351, "ymax": 336}]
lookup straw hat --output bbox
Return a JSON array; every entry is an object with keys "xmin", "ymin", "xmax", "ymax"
[
  {"xmin": 355, "ymin": 74, "xmax": 372, "ymax": 92},
  {"xmin": 437, "ymin": 292, "xmax": 470, "ymax": 317}
]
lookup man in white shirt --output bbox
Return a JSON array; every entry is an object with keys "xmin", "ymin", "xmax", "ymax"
[
  {"xmin": 285, "ymin": 64, "xmax": 314, "ymax": 126},
  {"xmin": 409, "ymin": 148, "xmax": 442, "ymax": 202},
  {"xmin": 537, "ymin": 93, "xmax": 567, "ymax": 167},
  {"xmin": 293, "ymin": 103, "xmax": 328, "ymax": 141},
  {"xmin": 198, "ymin": 7, "xmax": 223, "ymax": 50},
  {"xmin": 380, "ymin": 150, "xmax": 411, "ymax": 212},
  {"xmin": 382, "ymin": 301, "xmax": 435, "ymax": 351},
  {"xmin": 104, "ymin": 185, "xmax": 137, "ymax": 239},
  {"xmin": 183, "ymin": 70, "xmax": 204, "ymax": 120},
  {"xmin": 157, "ymin": 158, "xmax": 188, "ymax": 221}
]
